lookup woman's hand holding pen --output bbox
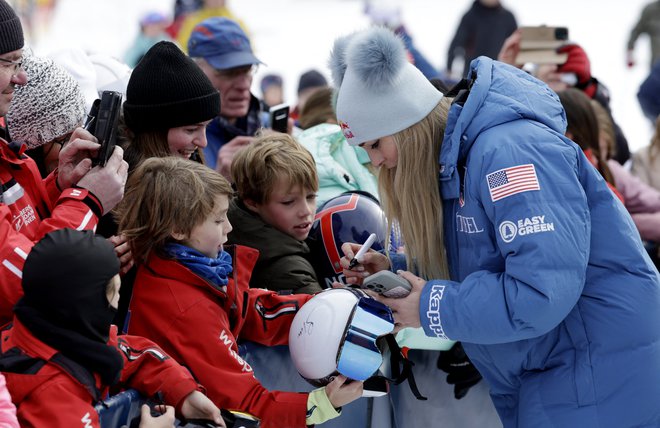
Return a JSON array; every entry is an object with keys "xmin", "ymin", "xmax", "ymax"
[{"xmin": 339, "ymin": 241, "xmax": 390, "ymax": 285}]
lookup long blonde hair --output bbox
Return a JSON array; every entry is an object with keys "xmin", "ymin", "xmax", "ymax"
[{"xmin": 378, "ymin": 99, "xmax": 452, "ymax": 280}]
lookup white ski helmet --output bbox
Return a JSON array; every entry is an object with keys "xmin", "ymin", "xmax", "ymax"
[{"xmin": 289, "ymin": 288, "xmax": 395, "ymax": 387}]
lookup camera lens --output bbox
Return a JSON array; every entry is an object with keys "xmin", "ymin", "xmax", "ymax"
[{"xmin": 555, "ymin": 27, "xmax": 568, "ymax": 40}]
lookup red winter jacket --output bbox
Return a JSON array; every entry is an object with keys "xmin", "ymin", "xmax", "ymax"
[
  {"xmin": 0, "ymin": 141, "xmax": 102, "ymax": 325},
  {"xmin": 127, "ymin": 245, "xmax": 313, "ymax": 428},
  {"xmin": 1, "ymin": 320, "xmax": 199, "ymax": 428}
]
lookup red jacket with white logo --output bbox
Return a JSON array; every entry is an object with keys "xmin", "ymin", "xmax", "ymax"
[
  {"xmin": 0, "ymin": 141, "xmax": 103, "ymax": 325},
  {"xmin": 0, "ymin": 320, "xmax": 199, "ymax": 428},
  {"xmin": 127, "ymin": 245, "xmax": 313, "ymax": 428}
]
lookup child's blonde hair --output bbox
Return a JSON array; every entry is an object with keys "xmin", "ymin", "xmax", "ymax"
[
  {"xmin": 379, "ymin": 100, "xmax": 451, "ymax": 281},
  {"xmin": 116, "ymin": 157, "xmax": 233, "ymax": 264},
  {"xmin": 231, "ymin": 132, "xmax": 319, "ymax": 204}
]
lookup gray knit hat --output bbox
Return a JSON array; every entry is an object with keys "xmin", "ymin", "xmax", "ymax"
[
  {"xmin": 0, "ymin": 0, "xmax": 24, "ymax": 55},
  {"xmin": 329, "ymin": 26, "xmax": 442, "ymax": 146},
  {"xmin": 7, "ymin": 54, "xmax": 87, "ymax": 149}
]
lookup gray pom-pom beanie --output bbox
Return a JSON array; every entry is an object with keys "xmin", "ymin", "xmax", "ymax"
[
  {"xmin": 330, "ymin": 26, "xmax": 443, "ymax": 146},
  {"xmin": 7, "ymin": 54, "xmax": 87, "ymax": 149}
]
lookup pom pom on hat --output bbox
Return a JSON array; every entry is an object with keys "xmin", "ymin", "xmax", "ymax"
[
  {"xmin": 123, "ymin": 41, "xmax": 220, "ymax": 133},
  {"xmin": 328, "ymin": 32, "xmax": 353, "ymax": 89},
  {"xmin": 0, "ymin": 0, "xmax": 23, "ymax": 55},
  {"xmin": 348, "ymin": 26, "xmax": 407, "ymax": 89},
  {"xmin": 7, "ymin": 54, "xmax": 87, "ymax": 149},
  {"xmin": 331, "ymin": 26, "xmax": 443, "ymax": 146}
]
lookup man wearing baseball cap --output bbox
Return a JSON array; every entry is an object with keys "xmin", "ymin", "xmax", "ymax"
[{"xmin": 189, "ymin": 16, "xmax": 264, "ymax": 177}]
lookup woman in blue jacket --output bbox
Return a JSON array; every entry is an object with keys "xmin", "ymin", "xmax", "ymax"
[{"xmin": 331, "ymin": 26, "xmax": 660, "ymax": 427}]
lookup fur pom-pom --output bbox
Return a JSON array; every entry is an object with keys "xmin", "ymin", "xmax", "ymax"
[
  {"xmin": 328, "ymin": 33, "xmax": 355, "ymax": 88},
  {"xmin": 346, "ymin": 26, "xmax": 406, "ymax": 89}
]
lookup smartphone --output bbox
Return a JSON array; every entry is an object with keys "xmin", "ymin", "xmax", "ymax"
[
  {"xmin": 519, "ymin": 26, "xmax": 569, "ymax": 50},
  {"xmin": 362, "ymin": 270, "xmax": 411, "ymax": 298},
  {"xmin": 516, "ymin": 26, "xmax": 570, "ymax": 65},
  {"xmin": 268, "ymin": 103, "xmax": 289, "ymax": 133},
  {"xmin": 92, "ymin": 90, "xmax": 123, "ymax": 167}
]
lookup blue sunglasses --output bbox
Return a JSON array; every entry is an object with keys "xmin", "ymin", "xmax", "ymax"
[{"xmin": 336, "ymin": 294, "xmax": 395, "ymax": 381}]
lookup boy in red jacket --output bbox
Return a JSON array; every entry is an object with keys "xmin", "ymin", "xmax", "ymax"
[{"xmin": 118, "ymin": 157, "xmax": 363, "ymax": 428}]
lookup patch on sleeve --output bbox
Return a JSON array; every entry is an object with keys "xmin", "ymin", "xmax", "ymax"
[{"xmin": 486, "ymin": 164, "xmax": 540, "ymax": 202}]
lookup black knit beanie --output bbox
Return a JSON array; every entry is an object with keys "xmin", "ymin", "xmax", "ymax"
[
  {"xmin": 123, "ymin": 41, "xmax": 220, "ymax": 133},
  {"xmin": 0, "ymin": 0, "xmax": 24, "ymax": 55}
]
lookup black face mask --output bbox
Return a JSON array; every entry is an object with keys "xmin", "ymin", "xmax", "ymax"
[{"xmin": 14, "ymin": 229, "xmax": 124, "ymax": 386}]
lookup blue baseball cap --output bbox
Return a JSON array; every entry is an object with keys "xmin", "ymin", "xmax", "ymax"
[{"xmin": 188, "ymin": 17, "xmax": 263, "ymax": 70}]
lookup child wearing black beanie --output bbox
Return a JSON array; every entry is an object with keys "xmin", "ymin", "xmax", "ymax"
[{"xmin": 122, "ymin": 41, "xmax": 220, "ymax": 172}]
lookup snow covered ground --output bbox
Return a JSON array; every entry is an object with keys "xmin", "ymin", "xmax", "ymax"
[{"xmin": 31, "ymin": 0, "xmax": 656, "ymax": 154}]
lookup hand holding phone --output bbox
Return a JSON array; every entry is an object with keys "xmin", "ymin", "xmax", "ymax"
[
  {"xmin": 362, "ymin": 270, "xmax": 411, "ymax": 298},
  {"xmin": 90, "ymin": 90, "xmax": 123, "ymax": 167}
]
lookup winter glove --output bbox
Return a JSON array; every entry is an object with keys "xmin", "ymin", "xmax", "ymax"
[{"xmin": 437, "ymin": 342, "xmax": 482, "ymax": 399}]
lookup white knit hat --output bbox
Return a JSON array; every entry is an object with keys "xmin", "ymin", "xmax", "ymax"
[
  {"xmin": 88, "ymin": 53, "xmax": 132, "ymax": 95},
  {"xmin": 7, "ymin": 54, "xmax": 87, "ymax": 149},
  {"xmin": 329, "ymin": 26, "xmax": 443, "ymax": 146},
  {"xmin": 47, "ymin": 47, "xmax": 99, "ymax": 112}
]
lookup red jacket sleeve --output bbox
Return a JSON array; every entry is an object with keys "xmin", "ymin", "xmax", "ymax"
[
  {"xmin": 38, "ymin": 187, "xmax": 103, "ymax": 234},
  {"xmin": 15, "ymin": 378, "xmax": 101, "ymax": 428},
  {"xmin": 240, "ymin": 288, "xmax": 312, "ymax": 347},
  {"xmin": 0, "ymin": 204, "xmax": 34, "ymax": 326},
  {"xmin": 140, "ymin": 299, "xmax": 309, "ymax": 428},
  {"xmin": 0, "ymin": 173, "xmax": 103, "ymax": 325},
  {"xmin": 111, "ymin": 329, "xmax": 198, "ymax": 410}
]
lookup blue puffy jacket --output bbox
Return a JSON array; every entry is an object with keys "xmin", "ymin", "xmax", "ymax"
[{"xmin": 419, "ymin": 57, "xmax": 660, "ymax": 427}]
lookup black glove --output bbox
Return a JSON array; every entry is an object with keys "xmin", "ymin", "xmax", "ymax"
[{"xmin": 437, "ymin": 342, "xmax": 482, "ymax": 399}]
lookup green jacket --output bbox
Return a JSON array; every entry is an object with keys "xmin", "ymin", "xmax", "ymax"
[
  {"xmin": 297, "ymin": 124, "xmax": 379, "ymax": 206},
  {"xmin": 227, "ymin": 199, "xmax": 322, "ymax": 295}
]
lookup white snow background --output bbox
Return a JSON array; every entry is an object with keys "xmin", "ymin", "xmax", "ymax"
[{"xmin": 30, "ymin": 0, "xmax": 657, "ymax": 155}]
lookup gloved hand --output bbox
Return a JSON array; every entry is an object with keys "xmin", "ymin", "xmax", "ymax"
[{"xmin": 437, "ymin": 342, "xmax": 482, "ymax": 399}]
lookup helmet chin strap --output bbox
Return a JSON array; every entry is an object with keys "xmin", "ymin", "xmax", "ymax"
[{"xmin": 376, "ymin": 334, "xmax": 427, "ymax": 401}]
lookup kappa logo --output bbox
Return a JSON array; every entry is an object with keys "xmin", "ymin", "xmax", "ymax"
[
  {"xmin": 499, "ymin": 215, "xmax": 555, "ymax": 243},
  {"xmin": 426, "ymin": 284, "xmax": 448, "ymax": 339}
]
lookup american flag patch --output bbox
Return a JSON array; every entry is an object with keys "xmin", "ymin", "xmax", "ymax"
[{"xmin": 486, "ymin": 164, "xmax": 540, "ymax": 202}]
